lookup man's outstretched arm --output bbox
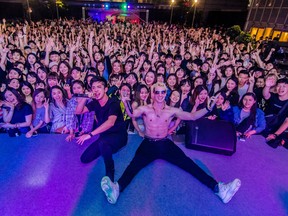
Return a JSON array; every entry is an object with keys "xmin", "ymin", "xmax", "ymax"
[
  {"xmin": 174, "ymin": 107, "xmax": 209, "ymax": 121},
  {"xmin": 174, "ymin": 96, "xmax": 217, "ymax": 120}
]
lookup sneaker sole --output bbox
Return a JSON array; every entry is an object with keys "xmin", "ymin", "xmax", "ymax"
[
  {"xmin": 223, "ymin": 179, "xmax": 241, "ymax": 203},
  {"xmin": 101, "ymin": 176, "xmax": 117, "ymax": 204}
]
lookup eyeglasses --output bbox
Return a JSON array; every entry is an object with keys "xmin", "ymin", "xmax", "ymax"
[{"xmin": 154, "ymin": 90, "xmax": 166, "ymax": 95}]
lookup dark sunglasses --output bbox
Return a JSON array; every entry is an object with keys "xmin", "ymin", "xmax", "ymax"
[{"xmin": 154, "ymin": 90, "xmax": 166, "ymax": 95}]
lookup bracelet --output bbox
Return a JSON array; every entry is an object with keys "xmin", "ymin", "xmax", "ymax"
[{"xmin": 88, "ymin": 132, "xmax": 93, "ymax": 138}]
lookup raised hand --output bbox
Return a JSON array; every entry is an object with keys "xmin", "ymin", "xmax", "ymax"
[
  {"xmin": 221, "ymin": 101, "xmax": 230, "ymax": 111},
  {"xmin": 249, "ymin": 73, "xmax": 255, "ymax": 85},
  {"xmin": 43, "ymin": 98, "xmax": 49, "ymax": 109},
  {"xmin": 207, "ymin": 94, "xmax": 219, "ymax": 111}
]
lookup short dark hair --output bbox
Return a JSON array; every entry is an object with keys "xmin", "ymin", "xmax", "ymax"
[
  {"xmin": 277, "ymin": 78, "xmax": 288, "ymax": 85},
  {"xmin": 49, "ymin": 51, "xmax": 59, "ymax": 56},
  {"xmin": 238, "ymin": 70, "xmax": 249, "ymax": 76},
  {"xmin": 90, "ymin": 76, "xmax": 108, "ymax": 88}
]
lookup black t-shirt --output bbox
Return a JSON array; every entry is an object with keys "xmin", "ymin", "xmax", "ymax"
[
  {"xmin": 0, "ymin": 67, "xmax": 7, "ymax": 85},
  {"xmin": 11, "ymin": 102, "xmax": 33, "ymax": 124},
  {"xmin": 265, "ymin": 93, "xmax": 288, "ymax": 116},
  {"xmin": 86, "ymin": 97, "xmax": 126, "ymax": 135}
]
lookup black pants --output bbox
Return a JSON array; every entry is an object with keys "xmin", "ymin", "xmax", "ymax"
[
  {"xmin": 236, "ymin": 118, "xmax": 252, "ymax": 134},
  {"xmin": 118, "ymin": 137, "xmax": 218, "ymax": 192},
  {"xmin": 81, "ymin": 132, "xmax": 128, "ymax": 182}
]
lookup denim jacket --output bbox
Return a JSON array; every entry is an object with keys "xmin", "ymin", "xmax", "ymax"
[{"xmin": 233, "ymin": 106, "xmax": 266, "ymax": 133}]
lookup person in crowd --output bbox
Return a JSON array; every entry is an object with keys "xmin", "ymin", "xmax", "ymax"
[
  {"xmin": 233, "ymin": 92, "xmax": 266, "ymax": 139},
  {"xmin": 221, "ymin": 77, "xmax": 240, "ymax": 106},
  {"xmin": 49, "ymin": 85, "xmax": 68, "ymax": 133},
  {"xmin": 266, "ymin": 117, "xmax": 288, "ymax": 149},
  {"xmin": 189, "ymin": 85, "xmax": 209, "ymax": 115},
  {"xmin": 65, "ymin": 80, "xmax": 94, "ymax": 141},
  {"xmin": 75, "ymin": 76, "xmax": 128, "ymax": 183},
  {"xmin": 131, "ymin": 84, "xmax": 150, "ymax": 137},
  {"xmin": 26, "ymin": 72, "xmax": 38, "ymax": 89},
  {"xmin": 26, "ymin": 88, "xmax": 50, "ymax": 137},
  {"xmin": 262, "ymin": 78, "xmax": 288, "ymax": 136},
  {"xmin": 143, "ymin": 70, "xmax": 157, "ymax": 89},
  {"xmin": 207, "ymin": 91, "xmax": 234, "ymax": 122},
  {"xmin": 20, "ymin": 81, "xmax": 34, "ymax": 105},
  {"xmin": 1, "ymin": 88, "xmax": 33, "ymax": 137}
]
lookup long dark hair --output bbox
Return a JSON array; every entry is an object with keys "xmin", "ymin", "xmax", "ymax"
[
  {"xmin": 71, "ymin": 80, "xmax": 85, "ymax": 95},
  {"xmin": 239, "ymin": 92, "xmax": 258, "ymax": 127},
  {"xmin": 58, "ymin": 60, "xmax": 71, "ymax": 82},
  {"xmin": 167, "ymin": 89, "xmax": 181, "ymax": 108},
  {"xmin": 20, "ymin": 81, "xmax": 34, "ymax": 97},
  {"xmin": 50, "ymin": 85, "xmax": 67, "ymax": 108},
  {"xmin": 2, "ymin": 87, "xmax": 25, "ymax": 109},
  {"xmin": 32, "ymin": 88, "xmax": 48, "ymax": 115},
  {"xmin": 190, "ymin": 85, "xmax": 209, "ymax": 108},
  {"xmin": 133, "ymin": 84, "xmax": 151, "ymax": 106},
  {"xmin": 118, "ymin": 83, "xmax": 133, "ymax": 100},
  {"xmin": 221, "ymin": 77, "xmax": 239, "ymax": 95}
]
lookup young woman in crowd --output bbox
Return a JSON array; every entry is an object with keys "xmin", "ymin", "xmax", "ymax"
[
  {"xmin": 233, "ymin": 92, "xmax": 266, "ymax": 139},
  {"xmin": 1, "ymin": 88, "xmax": 33, "ymax": 136},
  {"xmin": 131, "ymin": 84, "xmax": 150, "ymax": 136},
  {"xmin": 26, "ymin": 88, "xmax": 50, "ymax": 138},
  {"xmin": 179, "ymin": 79, "xmax": 192, "ymax": 111},
  {"xmin": 166, "ymin": 73, "xmax": 178, "ymax": 100},
  {"xmin": 36, "ymin": 66, "xmax": 48, "ymax": 82},
  {"xmin": 26, "ymin": 72, "xmax": 38, "ymax": 89},
  {"xmin": 58, "ymin": 61, "xmax": 72, "ymax": 84},
  {"xmin": 220, "ymin": 77, "xmax": 240, "ymax": 106},
  {"xmin": 7, "ymin": 68, "xmax": 22, "ymax": 80},
  {"xmin": 143, "ymin": 71, "xmax": 157, "ymax": 89},
  {"xmin": 207, "ymin": 91, "xmax": 234, "ymax": 122},
  {"xmin": 65, "ymin": 80, "xmax": 94, "ymax": 141},
  {"xmin": 49, "ymin": 86, "xmax": 68, "ymax": 133},
  {"xmin": 219, "ymin": 65, "xmax": 235, "ymax": 89},
  {"xmin": 20, "ymin": 81, "xmax": 34, "ymax": 105},
  {"xmin": 7, "ymin": 78, "xmax": 20, "ymax": 91},
  {"xmin": 125, "ymin": 72, "xmax": 139, "ymax": 94},
  {"xmin": 189, "ymin": 85, "xmax": 209, "ymax": 115},
  {"xmin": 118, "ymin": 83, "xmax": 133, "ymax": 132},
  {"xmin": 26, "ymin": 53, "xmax": 38, "ymax": 72}
]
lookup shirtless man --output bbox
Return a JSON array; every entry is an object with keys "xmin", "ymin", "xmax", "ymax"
[{"xmin": 101, "ymin": 82, "xmax": 241, "ymax": 204}]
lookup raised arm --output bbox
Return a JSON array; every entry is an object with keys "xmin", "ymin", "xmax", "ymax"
[
  {"xmin": 174, "ymin": 107, "xmax": 209, "ymax": 121},
  {"xmin": 174, "ymin": 95, "xmax": 217, "ymax": 120},
  {"xmin": 263, "ymin": 76, "xmax": 276, "ymax": 100},
  {"xmin": 75, "ymin": 97, "xmax": 89, "ymax": 114},
  {"xmin": 121, "ymin": 96, "xmax": 145, "ymax": 118}
]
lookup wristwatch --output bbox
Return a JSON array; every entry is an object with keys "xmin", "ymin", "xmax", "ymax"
[{"xmin": 88, "ymin": 132, "xmax": 93, "ymax": 137}]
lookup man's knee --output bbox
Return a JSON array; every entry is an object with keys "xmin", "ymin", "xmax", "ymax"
[{"xmin": 80, "ymin": 154, "xmax": 92, "ymax": 164}]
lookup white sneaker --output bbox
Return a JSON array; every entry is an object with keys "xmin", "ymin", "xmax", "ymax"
[
  {"xmin": 216, "ymin": 178, "xmax": 241, "ymax": 203},
  {"xmin": 101, "ymin": 176, "xmax": 119, "ymax": 204}
]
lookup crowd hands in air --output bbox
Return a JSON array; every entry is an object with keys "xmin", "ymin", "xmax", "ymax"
[{"xmin": 0, "ymin": 18, "xmax": 287, "ymax": 148}]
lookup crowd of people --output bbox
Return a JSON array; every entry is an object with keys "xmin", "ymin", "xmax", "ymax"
[
  {"xmin": 0, "ymin": 18, "xmax": 287, "ymax": 146},
  {"xmin": 1, "ymin": 17, "xmax": 288, "ymax": 205}
]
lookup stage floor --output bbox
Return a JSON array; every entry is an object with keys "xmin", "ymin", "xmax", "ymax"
[{"xmin": 0, "ymin": 134, "xmax": 287, "ymax": 216}]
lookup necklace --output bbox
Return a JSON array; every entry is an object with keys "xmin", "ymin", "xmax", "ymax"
[{"xmin": 152, "ymin": 103, "xmax": 165, "ymax": 118}]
